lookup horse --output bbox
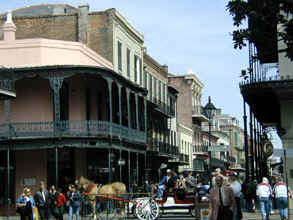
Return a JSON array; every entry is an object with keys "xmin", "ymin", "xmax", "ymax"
[{"xmin": 76, "ymin": 176, "xmax": 127, "ymax": 219}]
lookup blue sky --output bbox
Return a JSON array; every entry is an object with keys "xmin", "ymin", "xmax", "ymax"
[{"xmin": 0, "ymin": 1, "xmax": 282, "ymax": 148}]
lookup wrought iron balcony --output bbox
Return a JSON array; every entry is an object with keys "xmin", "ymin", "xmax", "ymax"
[
  {"xmin": 239, "ymin": 62, "xmax": 284, "ymax": 126},
  {"xmin": 0, "ymin": 120, "xmax": 146, "ymax": 144},
  {"xmin": 240, "ymin": 63, "xmax": 280, "ymax": 86},
  {"xmin": 0, "ymin": 79, "xmax": 16, "ymax": 99}
]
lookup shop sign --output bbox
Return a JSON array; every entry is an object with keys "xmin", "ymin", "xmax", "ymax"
[
  {"xmin": 208, "ymin": 145, "xmax": 229, "ymax": 152},
  {"xmin": 200, "ymin": 208, "xmax": 209, "ymax": 220}
]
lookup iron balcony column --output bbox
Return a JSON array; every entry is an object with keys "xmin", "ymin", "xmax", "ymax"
[
  {"xmin": 128, "ymin": 151, "xmax": 131, "ymax": 191},
  {"xmin": 253, "ymin": 116, "xmax": 258, "ymax": 181},
  {"xmin": 108, "ymin": 148, "xmax": 112, "ymax": 183},
  {"xmin": 258, "ymin": 123, "xmax": 263, "ymax": 178},
  {"xmin": 135, "ymin": 94, "xmax": 140, "ymax": 130},
  {"xmin": 106, "ymin": 78, "xmax": 113, "ymax": 137},
  {"xmin": 49, "ymin": 76, "xmax": 64, "ymax": 135},
  {"xmin": 136, "ymin": 152, "xmax": 139, "ymax": 185},
  {"xmin": 243, "ymin": 99, "xmax": 249, "ymax": 181},
  {"xmin": 144, "ymin": 152, "xmax": 148, "ymax": 181},
  {"xmin": 144, "ymin": 97, "xmax": 147, "ymax": 141},
  {"xmin": 49, "ymin": 77, "xmax": 64, "ymax": 121},
  {"xmin": 117, "ymin": 84, "xmax": 122, "ymax": 126},
  {"xmin": 4, "ymin": 100, "xmax": 11, "ymax": 209},
  {"xmin": 249, "ymin": 109, "xmax": 254, "ymax": 181},
  {"xmin": 119, "ymin": 149, "xmax": 122, "ymax": 182},
  {"xmin": 208, "ymin": 119, "xmax": 212, "ymax": 188},
  {"xmin": 55, "ymin": 145, "xmax": 58, "ymax": 187},
  {"xmin": 7, "ymin": 146, "xmax": 10, "ymax": 210}
]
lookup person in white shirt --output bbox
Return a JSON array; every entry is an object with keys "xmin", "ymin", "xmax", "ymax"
[
  {"xmin": 230, "ymin": 173, "xmax": 243, "ymax": 220},
  {"xmin": 273, "ymin": 177, "xmax": 291, "ymax": 220},
  {"xmin": 256, "ymin": 177, "xmax": 272, "ymax": 220}
]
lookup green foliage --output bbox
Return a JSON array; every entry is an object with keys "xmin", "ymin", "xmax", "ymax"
[
  {"xmin": 226, "ymin": 0, "xmax": 293, "ymax": 61},
  {"xmin": 226, "ymin": 0, "xmax": 249, "ymax": 27}
]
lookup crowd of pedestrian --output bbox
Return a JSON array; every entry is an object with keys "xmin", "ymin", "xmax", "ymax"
[
  {"xmin": 16, "ymin": 181, "xmax": 82, "ymax": 220},
  {"xmin": 208, "ymin": 167, "xmax": 291, "ymax": 220}
]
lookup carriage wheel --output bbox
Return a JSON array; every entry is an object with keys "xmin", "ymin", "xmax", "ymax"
[{"xmin": 135, "ymin": 199, "xmax": 160, "ymax": 220}]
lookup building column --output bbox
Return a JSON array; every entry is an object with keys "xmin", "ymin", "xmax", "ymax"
[
  {"xmin": 135, "ymin": 94, "xmax": 140, "ymax": 130},
  {"xmin": 126, "ymin": 88, "xmax": 131, "ymax": 129}
]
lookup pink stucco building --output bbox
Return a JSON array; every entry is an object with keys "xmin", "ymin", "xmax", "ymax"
[{"xmin": 0, "ymin": 13, "xmax": 148, "ymax": 212}]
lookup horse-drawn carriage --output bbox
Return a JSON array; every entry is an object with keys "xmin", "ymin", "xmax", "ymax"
[
  {"xmin": 130, "ymin": 187, "xmax": 203, "ymax": 219},
  {"xmin": 77, "ymin": 176, "xmax": 208, "ymax": 220}
]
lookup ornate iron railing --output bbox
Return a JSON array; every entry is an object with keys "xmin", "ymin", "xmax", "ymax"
[
  {"xmin": 0, "ymin": 80, "xmax": 15, "ymax": 92},
  {"xmin": 0, "ymin": 120, "xmax": 146, "ymax": 144},
  {"xmin": 240, "ymin": 62, "xmax": 281, "ymax": 86},
  {"xmin": 149, "ymin": 138, "xmax": 178, "ymax": 157}
]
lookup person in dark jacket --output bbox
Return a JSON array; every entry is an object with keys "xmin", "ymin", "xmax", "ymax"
[
  {"xmin": 34, "ymin": 181, "xmax": 50, "ymax": 220},
  {"xmin": 68, "ymin": 184, "xmax": 82, "ymax": 220}
]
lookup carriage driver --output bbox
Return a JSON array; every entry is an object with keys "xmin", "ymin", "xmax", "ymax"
[{"xmin": 157, "ymin": 169, "xmax": 178, "ymax": 198}]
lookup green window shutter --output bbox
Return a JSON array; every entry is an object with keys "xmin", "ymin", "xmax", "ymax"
[
  {"xmin": 139, "ymin": 58, "xmax": 142, "ymax": 85},
  {"xmin": 149, "ymin": 75, "xmax": 152, "ymax": 100},
  {"xmin": 127, "ymin": 48, "xmax": 130, "ymax": 78},
  {"xmin": 134, "ymin": 55, "xmax": 137, "ymax": 82},
  {"xmin": 118, "ymin": 41, "xmax": 122, "ymax": 71}
]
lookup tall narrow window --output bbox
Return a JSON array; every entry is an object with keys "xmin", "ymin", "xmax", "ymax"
[
  {"xmin": 118, "ymin": 41, "xmax": 122, "ymax": 71},
  {"xmin": 149, "ymin": 74, "xmax": 152, "ymax": 100},
  {"xmin": 158, "ymin": 81, "xmax": 161, "ymax": 103},
  {"xmin": 134, "ymin": 55, "xmax": 138, "ymax": 82},
  {"xmin": 144, "ymin": 71, "xmax": 147, "ymax": 89},
  {"xmin": 139, "ymin": 58, "xmax": 142, "ymax": 85},
  {"xmin": 162, "ymin": 84, "xmax": 166, "ymax": 104},
  {"xmin": 153, "ymin": 78, "xmax": 157, "ymax": 103},
  {"xmin": 127, "ymin": 48, "xmax": 130, "ymax": 78}
]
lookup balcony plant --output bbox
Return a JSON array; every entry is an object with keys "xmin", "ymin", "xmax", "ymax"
[{"xmin": 227, "ymin": 0, "xmax": 293, "ymax": 62}]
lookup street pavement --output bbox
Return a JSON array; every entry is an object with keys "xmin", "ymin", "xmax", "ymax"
[{"xmin": 0, "ymin": 209, "xmax": 291, "ymax": 219}]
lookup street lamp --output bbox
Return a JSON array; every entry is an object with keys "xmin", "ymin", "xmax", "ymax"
[{"xmin": 204, "ymin": 96, "xmax": 217, "ymax": 188}]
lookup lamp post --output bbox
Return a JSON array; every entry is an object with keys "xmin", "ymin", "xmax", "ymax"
[{"xmin": 204, "ymin": 96, "xmax": 217, "ymax": 188}]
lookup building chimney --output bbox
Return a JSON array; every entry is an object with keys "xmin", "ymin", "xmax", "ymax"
[
  {"xmin": 162, "ymin": 65, "xmax": 168, "ymax": 73},
  {"xmin": 78, "ymin": 3, "xmax": 89, "ymax": 44},
  {"xmin": 2, "ymin": 11, "xmax": 16, "ymax": 41}
]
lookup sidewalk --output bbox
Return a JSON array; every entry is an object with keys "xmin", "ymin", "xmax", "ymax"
[{"xmin": 243, "ymin": 209, "xmax": 292, "ymax": 220}]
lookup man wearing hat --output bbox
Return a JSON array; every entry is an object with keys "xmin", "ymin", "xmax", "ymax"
[{"xmin": 157, "ymin": 169, "xmax": 177, "ymax": 198}]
